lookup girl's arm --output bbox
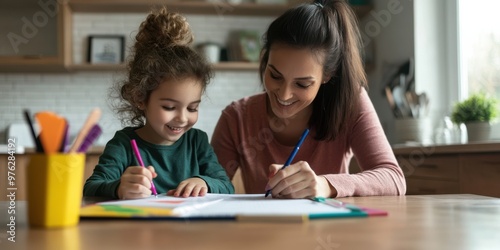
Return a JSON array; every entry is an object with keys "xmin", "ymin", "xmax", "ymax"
[
  {"xmin": 195, "ymin": 131, "xmax": 235, "ymax": 194},
  {"xmin": 83, "ymin": 136, "xmax": 129, "ymax": 198}
]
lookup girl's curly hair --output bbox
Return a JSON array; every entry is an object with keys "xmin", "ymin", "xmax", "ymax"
[{"xmin": 111, "ymin": 7, "xmax": 213, "ymax": 126}]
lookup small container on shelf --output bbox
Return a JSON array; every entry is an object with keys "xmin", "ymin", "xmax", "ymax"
[{"xmin": 196, "ymin": 42, "xmax": 222, "ymax": 64}]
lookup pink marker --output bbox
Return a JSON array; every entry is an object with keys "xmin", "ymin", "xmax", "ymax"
[{"xmin": 130, "ymin": 139, "xmax": 158, "ymax": 197}]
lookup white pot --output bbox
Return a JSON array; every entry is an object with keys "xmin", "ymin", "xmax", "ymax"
[
  {"xmin": 395, "ymin": 118, "xmax": 433, "ymax": 145},
  {"xmin": 464, "ymin": 122, "xmax": 491, "ymax": 142},
  {"xmin": 197, "ymin": 43, "xmax": 220, "ymax": 64}
]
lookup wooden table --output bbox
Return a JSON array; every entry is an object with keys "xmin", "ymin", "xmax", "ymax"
[{"xmin": 1, "ymin": 194, "xmax": 500, "ymax": 250}]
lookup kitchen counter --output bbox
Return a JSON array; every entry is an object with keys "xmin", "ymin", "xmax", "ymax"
[
  {"xmin": 392, "ymin": 141, "xmax": 500, "ymax": 198},
  {"xmin": 392, "ymin": 141, "xmax": 500, "ymax": 154},
  {"xmin": 0, "ymin": 146, "xmax": 106, "ymax": 155},
  {"xmin": 1, "ymin": 148, "xmax": 103, "ymax": 200}
]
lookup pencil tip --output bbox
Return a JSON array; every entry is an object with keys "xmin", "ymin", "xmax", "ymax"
[{"xmin": 265, "ymin": 190, "xmax": 270, "ymax": 198}]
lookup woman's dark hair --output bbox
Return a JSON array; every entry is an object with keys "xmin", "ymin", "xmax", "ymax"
[
  {"xmin": 112, "ymin": 7, "xmax": 213, "ymax": 126},
  {"xmin": 259, "ymin": 0, "xmax": 367, "ymax": 141}
]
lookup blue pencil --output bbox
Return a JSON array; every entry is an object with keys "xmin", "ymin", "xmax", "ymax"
[{"xmin": 265, "ymin": 128, "xmax": 310, "ymax": 197}]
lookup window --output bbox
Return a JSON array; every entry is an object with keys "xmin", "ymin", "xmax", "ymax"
[{"xmin": 459, "ymin": 0, "xmax": 500, "ymax": 100}]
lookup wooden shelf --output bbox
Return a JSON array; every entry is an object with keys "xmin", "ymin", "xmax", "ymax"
[
  {"xmin": 0, "ymin": 57, "xmax": 67, "ymax": 72},
  {"xmin": 66, "ymin": 1, "xmax": 372, "ymax": 72},
  {"xmin": 69, "ymin": 62, "xmax": 259, "ymax": 71},
  {"xmin": 213, "ymin": 62, "xmax": 259, "ymax": 70},
  {"xmin": 69, "ymin": 63, "xmax": 125, "ymax": 71},
  {"xmin": 68, "ymin": 0, "xmax": 372, "ymax": 18},
  {"xmin": 69, "ymin": 0, "xmax": 291, "ymax": 16},
  {"xmin": 0, "ymin": 1, "xmax": 372, "ymax": 72},
  {"xmin": 69, "ymin": 62, "xmax": 377, "ymax": 72}
]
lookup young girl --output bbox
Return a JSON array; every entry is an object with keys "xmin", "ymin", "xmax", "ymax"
[
  {"xmin": 84, "ymin": 7, "xmax": 234, "ymax": 199},
  {"xmin": 211, "ymin": 0, "xmax": 406, "ymax": 198}
]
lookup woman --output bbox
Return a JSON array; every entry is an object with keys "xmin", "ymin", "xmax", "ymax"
[{"xmin": 211, "ymin": 0, "xmax": 406, "ymax": 198}]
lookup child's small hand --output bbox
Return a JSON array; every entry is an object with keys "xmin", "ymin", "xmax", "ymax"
[
  {"xmin": 117, "ymin": 165, "xmax": 157, "ymax": 199},
  {"xmin": 167, "ymin": 177, "xmax": 208, "ymax": 198}
]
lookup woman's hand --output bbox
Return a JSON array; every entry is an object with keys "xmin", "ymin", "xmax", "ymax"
[
  {"xmin": 117, "ymin": 166, "xmax": 157, "ymax": 199},
  {"xmin": 167, "ymin": 177, "xmax": 208, "ymax": 197},
  {"xmin": 266, "ymin": 161, "xmax": 337, "ymax": 199}
]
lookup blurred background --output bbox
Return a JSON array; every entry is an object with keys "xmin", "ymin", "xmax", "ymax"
[{"xmin": 0, "ymin": 0, "xmax": 499, "ymax": 147}]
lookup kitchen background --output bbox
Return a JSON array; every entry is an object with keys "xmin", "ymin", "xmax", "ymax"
[
  {"xmin": 1, "ymin": 0, "xmax": 498, "ymax": 149},
  {"xmin": 0, "ymin": 2, "xmax": 273, "ymax": 147}
]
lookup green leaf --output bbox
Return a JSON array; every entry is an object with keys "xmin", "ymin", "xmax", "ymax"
[{"xmin": 451, "ymin": 92, "xmax": 498, "ymax": 124}]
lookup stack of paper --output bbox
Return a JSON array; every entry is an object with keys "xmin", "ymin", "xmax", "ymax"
[{"xmin": 81, "ymin": 194, "xmax": 387, "ymax": 222}]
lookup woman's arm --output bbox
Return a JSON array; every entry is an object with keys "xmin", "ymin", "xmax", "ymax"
[{"xmin": 323, "ymin": 89, "xmax": 407, "ymax": 197}]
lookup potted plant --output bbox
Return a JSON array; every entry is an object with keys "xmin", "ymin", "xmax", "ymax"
[{"xmin": 450, "ymin": 92, "xmax": 498, "ymax": 142}]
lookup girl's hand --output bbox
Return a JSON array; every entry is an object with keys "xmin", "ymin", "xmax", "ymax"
[
  {"xmin": 266, "ymin": 161, "xmax": 337, "ymax": 199},
  {"xmin": 167, "ymin": 178, "xmax": 208, "ymax": 198},
  {"xmin": 117, "ymin": 166, "xmax": 157, "ymax": 199}
]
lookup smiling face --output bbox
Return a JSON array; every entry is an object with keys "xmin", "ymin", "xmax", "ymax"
[
  {"xmin": 138, "ymin": 77, "xmax": 203, "ymax": 145},
  {"xmin": 263, "ymin": 43, "xmax": 325, "ymax": 121}
]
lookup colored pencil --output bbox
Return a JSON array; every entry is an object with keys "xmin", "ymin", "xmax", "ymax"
[
  {"xmin": 265, "ymin": 128, "xmax": 310, "ymax": 197},
  {"xmin": 130, "ymin": 139, "xmax": 158, "ymax": 197}
]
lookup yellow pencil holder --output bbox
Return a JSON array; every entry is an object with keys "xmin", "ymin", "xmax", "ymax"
[{"xmin": 27, "ymin": 154, "xmax": 85, "ymax": 228}]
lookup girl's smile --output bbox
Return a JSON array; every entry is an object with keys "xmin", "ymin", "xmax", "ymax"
[{"xmin": 136, "ymin": 77, "xmax": 203, "ymax": 145}]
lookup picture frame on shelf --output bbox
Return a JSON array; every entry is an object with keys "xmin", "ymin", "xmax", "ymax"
[
  {"xmin": 228, "ymin": 30, "xmax": 261, "ymax": 62},
  {"xmin": 87, "ymin": 35, "xmax": 125, "ymax": 64}
]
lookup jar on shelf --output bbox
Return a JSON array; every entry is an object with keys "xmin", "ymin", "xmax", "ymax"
[{"xmin": 434, "ymin": 116, "xmax": 466, "ymax": 144}]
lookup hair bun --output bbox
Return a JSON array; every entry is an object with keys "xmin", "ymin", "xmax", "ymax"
[{"xmin": 135, "ymin": 7, "xmax": 193, "ymax": 51}]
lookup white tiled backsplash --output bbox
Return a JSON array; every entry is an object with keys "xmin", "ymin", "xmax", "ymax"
[{"xmin": 0, "ymin": 13, "xmax": 272, "ymax": 145}]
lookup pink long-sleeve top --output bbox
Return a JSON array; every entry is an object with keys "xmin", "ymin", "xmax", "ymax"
[{"xmin": 211, "ymin": 89, "xmax": 406, "ymax": 197}]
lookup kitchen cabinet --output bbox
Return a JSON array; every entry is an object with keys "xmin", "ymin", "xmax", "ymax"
[
  {"xmin": 67, "ymin": 0, "xmax": 290, "ymax": 71},
  {"xmin": 349, "ymin": 142, "xmax": 500, "ymax": 197},
  {"xmin": 0, "ymin": 0, "xmax": 372, "ymax": 72},
  {"xmin": 393, "ymin": 142, "xmax": 500, "ymax": 197},
  {"xmin": 69, "ymin": 0, "xmax": 371, "ymax": 71},
  {"xmin": 460, "ymin": 153, "xmax": 500, "ymax": 198},
  {"xmin": 399, "ymin": 154, "xmax": 461, "ymax": 195},
  {"xmin": 0, "ymin": 154, "xmax": 28, "ymax": 201},
  {"xmin": 0, "ymin": 0, "xmax": 71, "ymax": 72},
  {"xmin": 68, "ymin": 0, "xmax": 373, "ymax": 17},
  {"xmin": 67, "ymin": 0, "xmax": 373, "ymax": 72},
  {"xmin": 69, "ymin": 0, "xmax": 297, "ymax": 16}
]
